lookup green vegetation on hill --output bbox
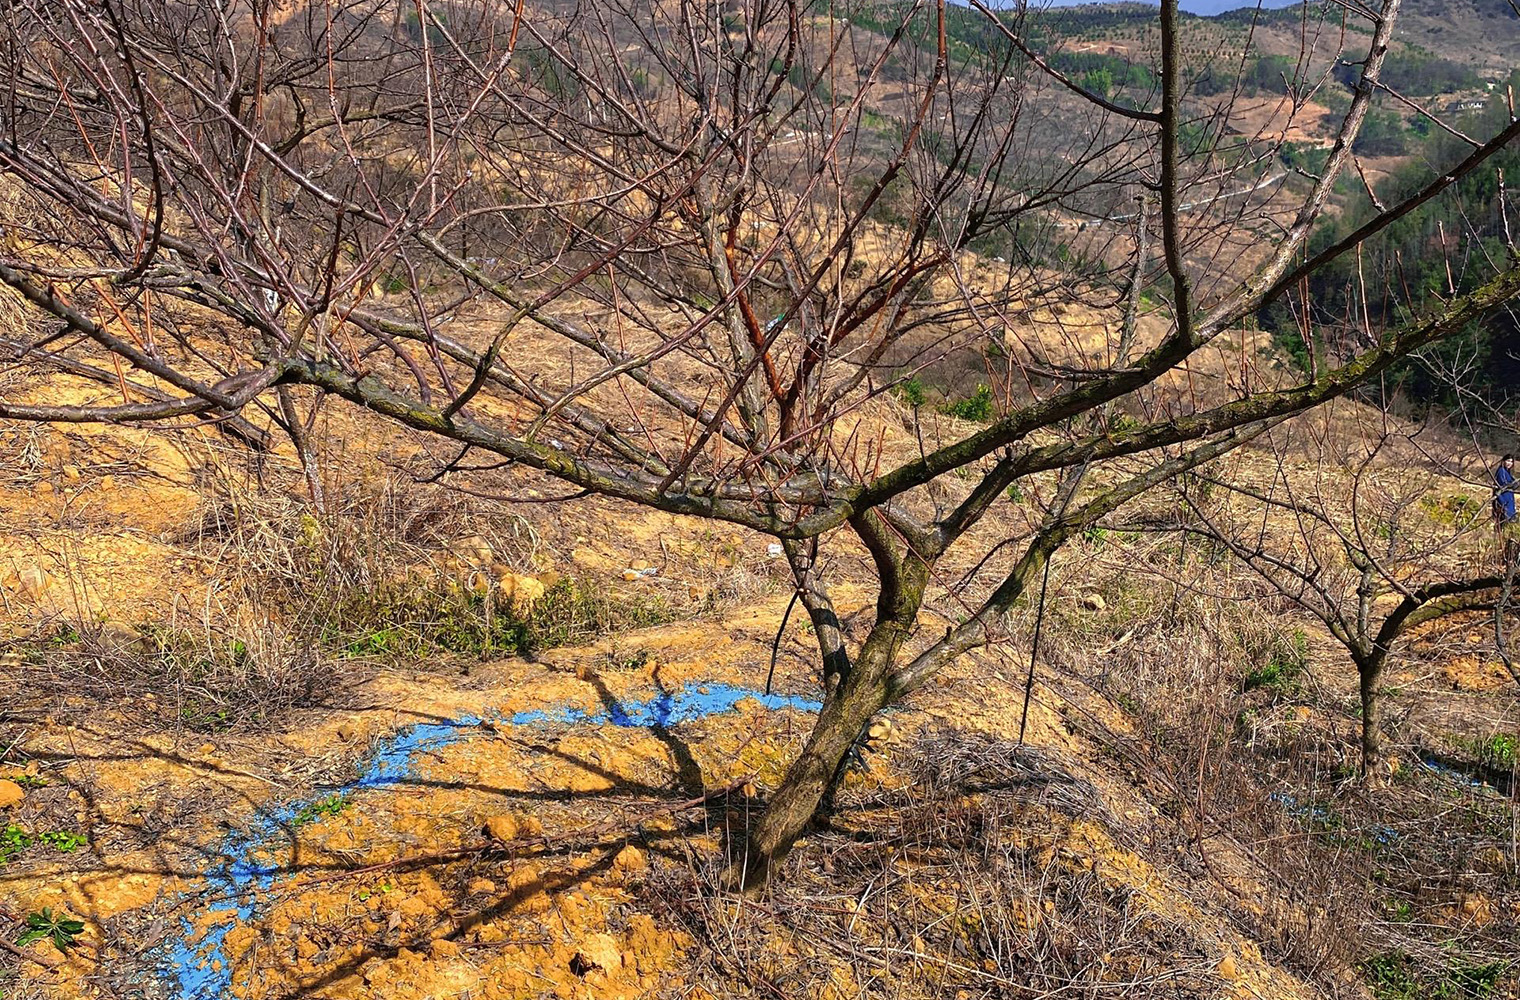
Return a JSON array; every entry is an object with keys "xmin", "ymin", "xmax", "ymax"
[{"xmin": 1264, "ymin": 72, "xmax": 1520, "ymax": 409}]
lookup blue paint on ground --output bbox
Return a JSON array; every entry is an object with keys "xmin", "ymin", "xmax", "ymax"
[
  {"xmin": 156, "ymin": 683, "xmax": 819, "ymax": 999},
  {"xmin": 1421, "ymin": 755, "xmax": 1496, "ymax": 791}
]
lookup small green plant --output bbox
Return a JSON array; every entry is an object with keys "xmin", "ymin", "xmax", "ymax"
[
  {"xmin": 1459, "ymin": 732, "xmax": 1518, "ymax": 771},
  {"xmin": 1, "ymin": 825, "xmax": 89, "ymax": 862},
  {"xmin": 1005, "ymin": 482, "xmax": 1023, "ymax": 503},
  {"xmin": 355, "ymin": 880, "xmax": 392, "ymax": 902},
  {"xmin": 291, "ymin": 794, "xmax": 349, "ymax": 828},
  {"xmin": 940, "ymin": 383, "xmax": 994, "ymax": 422},
  {"xmin": 36, "ymin": 830, "xmax": 87, "ymax": 852},
  {"xmin": 1244, "ymin": 628, "xmax": 1308, "ymax": 693},
  {"xmin": 6, "ymin": 774, "xmax": 48, "ymax": 789},
  {"xmin": 15, "ymin": 908, "xmax": 85, "ymax": 952},
  {"xmin": 1107, "ymin": 412, "xmax": 1140, "ymax": 433},
  {"xmin": 0, "ymin": 825, "xmax": 31, "ymax": 864},
  {"xmin": 895, "ymin": 376, "xmax": 926, "ymax": 409}
]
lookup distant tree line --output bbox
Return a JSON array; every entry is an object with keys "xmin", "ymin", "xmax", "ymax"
[
  {"xmin": 1263, "ymin": 73, "xmax": 1520, "ymax": 412},
  {"xmin": 1333, "ymin": 47, "xmax": 1481, "ymax": 97}
]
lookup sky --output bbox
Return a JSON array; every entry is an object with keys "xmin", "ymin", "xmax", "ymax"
[{"xmin": 1003, "ymin": 0, "xmax": 1304, "ymax": 14}]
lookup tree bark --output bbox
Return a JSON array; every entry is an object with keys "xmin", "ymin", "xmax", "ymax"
[
  {"xmin": 736, "ymin": 520, "xmax": 929, "ymax": 890},
  {"xmin": 1358, "ymin": 655, "xmax": 1384, "ymax": 779},
  {"xmin": 735, "ymin": 656, "xmax": 892, "ymax": 889}
]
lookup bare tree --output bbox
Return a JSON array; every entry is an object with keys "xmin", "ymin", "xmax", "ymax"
[
  {"xmin": 1153, "ymin": 403, "xmax": 1513, "ymax": 776},
  {"xmin": 1, "ymin": 0, "xmax": 1518, "ymax": 884}
]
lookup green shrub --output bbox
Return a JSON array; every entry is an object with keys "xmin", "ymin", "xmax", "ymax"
[
  {"xmin": 895, "ymin": 376, "xmax": 926, "ymax": 409},
  {"xmin": 941, "ymin": 384, "xmax": 994, "ymax": 422}
]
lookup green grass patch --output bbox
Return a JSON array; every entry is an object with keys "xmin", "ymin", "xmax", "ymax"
[
  {"xmin": 1244, "ymin": 629, "xmax": 1308, "ymax": 694},
  {"xmin": 1457, "ymin": 732, "xmax": 1518, "ymax": 772},
  {"xmin": 1363, "ymin": 950, "xmax": 1507, "ymax": 1000},
  {"xmin": 329, "ymin": 578, "xmax": 676, "ymax": 662}
]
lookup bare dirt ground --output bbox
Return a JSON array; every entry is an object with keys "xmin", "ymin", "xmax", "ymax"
[{"xmin": 0, "ymin": 331, "xmax": 1516, "ymax": 1000}]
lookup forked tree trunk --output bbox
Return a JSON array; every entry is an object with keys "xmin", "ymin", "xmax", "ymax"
[
  {"xmin": 736, "ymin": 659, "xmax": 891, "ymax": 888},
  {"xmin": 736, "ymin": 554, "xmax": 928, "ymax": 889}
]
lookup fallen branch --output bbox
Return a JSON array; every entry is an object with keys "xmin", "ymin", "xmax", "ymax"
[{"xmin": 0, "ymin": 936, "xmax": 62, "ymax": 970}]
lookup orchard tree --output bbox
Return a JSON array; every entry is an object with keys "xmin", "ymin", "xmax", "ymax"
[
  {"xmin": 1153, "ymin": 405, "xmax": 1515, "ymax": 776},
  {"xmin": 1, "ymin": 0, "xmax": 1519, "ymax": 885}
]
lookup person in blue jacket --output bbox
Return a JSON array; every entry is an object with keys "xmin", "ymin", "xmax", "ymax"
[{"xmin": 1495, "ymin": 454, "xmax": 1516, "ymax": 524}]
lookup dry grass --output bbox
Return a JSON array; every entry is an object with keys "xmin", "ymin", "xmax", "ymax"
[
  {"xmin": 6, "ymin": 472, "xmax": 685, "ymax": 733},
  {"xmin": 1026, "ymin": 551, "xmax": 1518, "ymax": 999},
  {"xmin": 649, "ymin": 728, "xmax": 1219, "ymax": 1000}
]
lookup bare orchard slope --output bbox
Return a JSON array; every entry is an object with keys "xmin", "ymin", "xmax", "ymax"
[{"xmin": 5, "ymin": 603, "xmax": 1324, "ymax": 1000}]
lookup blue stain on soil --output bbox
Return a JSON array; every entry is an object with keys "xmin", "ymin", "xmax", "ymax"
[{"xmin": 159, "ymin": 683, "xmax": 819, "ymax": 1000}]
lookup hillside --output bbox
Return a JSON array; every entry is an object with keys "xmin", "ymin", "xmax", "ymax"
[
  {"xmin": 1, "ymin": 0, "xmax": 1519, "ymax": 998},
  {"xmin": 0, "ymin": 301, "xmax": 1516, "ymax": 999}
]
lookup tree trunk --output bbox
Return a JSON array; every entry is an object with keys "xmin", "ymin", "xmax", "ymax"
[
  {"xmin": 1358, "ymin": 655, "xmax": 1384, "ymax": 779},
  {"xmin": 734, "ymin": 659, "xmax": 890, "ymax": 889},
  {"xmin": 731, "ymin": 514, "xmax": 929, "ymax": 890}
]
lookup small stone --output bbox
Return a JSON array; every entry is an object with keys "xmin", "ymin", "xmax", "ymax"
[
  {"xmin": 15, "ymin": 566, "xmax": 48, "ymax": 597},
  {"xmin": 337, "ymin": 723, "xmax": 360, "ymax": 742},
  {"xmin": 468, "ymin": 878, "xmax": 498, "ymax": 895},
  {"xmin": 612, "ymin": 845, "xmax": 647, "ymax": 873},
  {"xmin": 35, "ymin": 481, "xmax": 53, "ymax": 495},
  {"xmin": 573, "ymin": 932, "xmax": 623, "ymax": 975},
  {"xmin": 867, "ymin": 717, "xmax": 895, "ymax": 742},
  {"xmin": 0, "ymin": 779, "xmax": 23, "ymax": 809},
  {"xmin": 99, "ymin": 475, "xmax": 115, "ymax": 490},
  {"xmin": 429, "ymin": 938, "xmax": 461, "ymax": 958},
  {"xmin": 1079, "ymin": 593, "xmax": 1106, "ymax": 612},
  {"xmin": 62, "ymin": 464, "xmax": 81, "ymax": 481},
  {"xmin": 535, "ymin": 570, "xmax": 563, "ymax": 589},
  {"xmin": 1216, "ymin": 952, "xmax": 1238, "ymax": 980},
  {"xmin": 499, "ymin": 573, "xmax": 545, "ymax": 610},
  {"xmin": 621, "ymin": 569, "xmax": 641, "ymax": 582},
  {"xmin": 630, "ymin": 559, "xmax": 649, "ymax": 571},
  {"xmin": 484, "ymin": 814, "xmax": 521, "ymax": 842},
  {"xmin": 198, "ymin": 742, "xmax": 217, "ymax": 755}
]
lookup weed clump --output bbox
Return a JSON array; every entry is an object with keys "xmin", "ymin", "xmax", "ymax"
[
  {"xmin": 10, "ymin": 476, "xmax": 683, "ymax": 733},
  {"xmin": 329, "ymin": 577, "xmax": 674, "ymax": 661},
  {"xmin": 940, "ymin": 382, "xmax": 995, "ymax": 422},
  {"xmin": 1362, "ymin": 951, "xmax": 1507, "ymax": 1000}
]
